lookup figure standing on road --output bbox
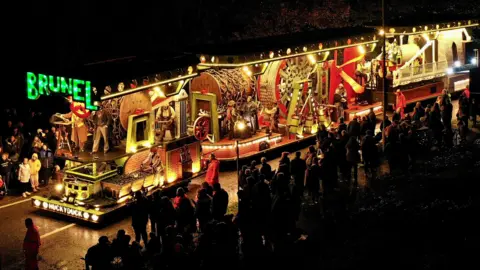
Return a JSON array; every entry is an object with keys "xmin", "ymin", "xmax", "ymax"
[
  {"xmin": 23, "ymin": 218, "xmax": 40, "ymax": 270},
  {"xmin": 29, "ymin": 153, "xmax": 41, "ymax": 192},
  {"xmin": 130, "ymin": 191, "xmax": 149, "ymax": 246},
  {"xmin": 18, "ymin": 158, "xmax": 32, "ymax": 197},
  {"xmin": 205, "ymin": 153, "xmax": 220, "ymax": 186}
]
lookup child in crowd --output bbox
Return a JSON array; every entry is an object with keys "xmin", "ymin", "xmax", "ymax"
[{"xmin": 18, "ymin": 158, "xmax": 31, "ymax": 197}]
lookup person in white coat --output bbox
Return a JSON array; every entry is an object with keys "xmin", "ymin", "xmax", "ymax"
[{"xmin": 18, "ymin": 158, "xmax": 31, "ymax": 197}]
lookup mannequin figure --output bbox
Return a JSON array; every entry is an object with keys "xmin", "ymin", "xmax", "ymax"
[
  {"xmin": 92, "ymin": 109, "xmax": 110, "ymax": 154},
  {"xmin": 244, "ymin": 96, "xmax": 259, "ymax": 134},
  {"xmin": 62, "ymin": 103, "xmax": 88, "ymax": 152},
  {"xmin": 334, "ymin": 83, "xmax": 348, "ymax": 120},
  {"xmin": 156, "ymin": 105, "xmax": 176, "ymax": 141},
  {"xmin": 225, "ymin": 100, "xmax": 238, "ymax": 139}
]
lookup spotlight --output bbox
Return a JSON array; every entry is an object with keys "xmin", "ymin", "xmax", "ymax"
[
  {"xmin": 471, "ymin": 58, "xmax": 477, "ymax": 65},
  {"xmin": 55, "ymin": 184, "xmax": 64, "ymax": 193},
  {"xmin": 454, "ymin": 61, "xmax": 461, "ymax": 67},
  {"xmin": 446, "ymin": 68, "xmax": 454, "ymax": 75}
]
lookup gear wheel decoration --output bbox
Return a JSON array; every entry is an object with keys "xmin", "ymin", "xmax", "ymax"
[
  {"xmin": 193, "ymin": 116, "xmax": 211, "ymax": 141},
  {"xmin": 275, "ymin": 57, "xmax": 316, "ymax": 117}
]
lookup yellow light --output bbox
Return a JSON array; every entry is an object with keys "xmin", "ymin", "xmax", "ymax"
[
  {"xmin": 246, "ymin": 70, "xmax": 252, "ymax": 76},
  {"xmin": 358, "ymin": 45, "xmax": 366, "ymax": 54},
  {"xmin": 424, "ymin": 26, "xmax": 428, "ymax": 31},
  {"xmin": 167, "ymin": 175, "xmax": 176, "ymax": 183},
  {"xmin": 143, "ymin": 142, "xmax": 152, "ymax": 148},
  {"xmin": 389, "ymin": 28, "xmax": 395, "ymax": 33},
  {"xmin": 55, "ymin": 184, "xmax": 64, "ymax": 192},
  {"xmin": 117, "ymin": 195, "xmax": 132, "ymax": 204},
  {"xmin": 303, "ymin": 46, "xmax": 308, "ymax": 52},
  {"xmin": 379, "ymin": 29, "xmax": 385, "ymax": 36},
  {"xmin": 129, "ymin": 146, "xmax": 137, "ymax": 153},
  {"xmin": 188, "ymin": 66, "xmax": 194, "ymax": 74},
  {"xmin": 192, "ymin": 163, "xmax": 201, "ymax": 173},
  {"xmin": 237, "ymin": 122, "xmax": 246, "ymax": 130},
  {"xmin": 95, "ymin": 207, "xmax": 100, "ymax": 211},
  {"xmin": 91, "ymin": 215, "xmax": 99, "ymax": 222},
  {"xmin": 34, "ymin": 200, "xmax": 41, "ymax": 207},
  {"xmin": 160, "ymin": 175, "xmax": 165, "ymax": 186},
  {"xmin": 42, "ymin": 202, "xmax": 48, "ymax": 209},
  {"xmin": 200, "ymin": 55, "xmax": 206, "ymax": 63},
  {"xmin": 83, "ymin": 212, "xmax": 90, "ymax": 219},
  {"xmin": 436, "ymin": 24, "xmax": 440, "ymax": 29},
  {"xmin": 307, "ymin": 54, "xmax": 316, "ymax": 64},
  {"xmin": 412, "ymin": 27, "xmax": 416, "ymax": 33},
  {"xmin": 286, "ymin": 48, "xmax": 292, "ymax": 55},
  {"xmin": 269, "ymin": 51, "xmax": 274, "ymax": 58},
  {"xmin": 211, "ymin": 56, "xmax": 215, "ymax": 63},
  {"xmin": 242, "ymin": 66, "xmax": 249, "ymax": 72}
]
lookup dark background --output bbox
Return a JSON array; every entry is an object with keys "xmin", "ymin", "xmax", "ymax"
[{"xmin": 4, "ymin": 0, "xmax": 479, "ymax": 110}]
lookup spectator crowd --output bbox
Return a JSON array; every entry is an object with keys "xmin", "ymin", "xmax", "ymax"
[{"xmin": 84, "ymin": 88, "xmax": 477, "ymax": 270}]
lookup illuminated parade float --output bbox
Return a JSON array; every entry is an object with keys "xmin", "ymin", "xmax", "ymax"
[
  {"xmin": 28, "ymin": 18, "xmax": 478, "ymax": 222},
  {"xmin": 30, "ymin": 56, "xmax": 202, "ymax": 223}
]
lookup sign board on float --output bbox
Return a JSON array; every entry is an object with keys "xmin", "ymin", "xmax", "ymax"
[{"xmin": 26, "ymin": 72, "xmax": 98, "ymax": 110}]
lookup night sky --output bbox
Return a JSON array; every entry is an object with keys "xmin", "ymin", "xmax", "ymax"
[{"xmin": 5, "ymin": 0, "xmax": 478, "ymax": 108}]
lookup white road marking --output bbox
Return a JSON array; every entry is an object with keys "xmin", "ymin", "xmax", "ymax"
[
  {"xmin": 0, "ymin": 198, "xmax": 30, "ymax": 210},
  {"xmin": 41, "ymin": 223, "xmax": 76, "ymax": 239}
]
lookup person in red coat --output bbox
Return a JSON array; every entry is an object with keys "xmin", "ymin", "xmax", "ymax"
[
  {"xmin": 394, "ymin": 89, "xmax": 407, "ymax": 118},
  {"xmin": 205, "ymin": 153, "xmax": 220, "ymax": 186},
  {"xmin": 23, "ymin": 218, "xmax": 41, "ymax": 270}
]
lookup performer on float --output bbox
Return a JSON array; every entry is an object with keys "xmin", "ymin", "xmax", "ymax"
[
  {"xmin": 225, "ymin": 100, "xmax": 238, "ymax": 139},
  {"xmin": 244, "ymin": 96, "xmax": 259, "ymax": 134},
  {"xmin": 394, "ymin": 89, "xmax": 407, "ymax": 118},
  {"xmin": 355, "ymin": 59, "xmax": 368, "ymax": 86},
  {"xmin": 156, "ymin": 105, "xmax": 176, "ymax": 141},
  {"xmin": 62, "ymin": 102, "xmax": 88, "ymax": 152},
  {"xmin": 334, "ymin": 83, "xmax": 348, "ymax": 120},
  {"xmin": 92, "ymin": 109, "xmax": 110, "ymax": 154},
  {"xmin": 262, "ymin": 103, "xmax": 279, "ymax": 133}
]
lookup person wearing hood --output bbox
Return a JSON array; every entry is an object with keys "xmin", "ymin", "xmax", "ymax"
[
  {"xmin": 205, "ymin": 153, "xmax": 220, "ymax": 186},
  {"xmin": 85, "ymin": 236, "xmax": 113, "ymax": 270},
  {"xmin": 23, "ymin": 218, "xmax": 41, "ymax": 270},
  {"xmin": 29, "ymin": 153, "xmax": 41, "ymax": 192}
]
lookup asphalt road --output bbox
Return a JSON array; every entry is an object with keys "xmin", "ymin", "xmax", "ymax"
[{"xmin": 0, "ymin": 144, "xmax": 315, "ymax": 270}]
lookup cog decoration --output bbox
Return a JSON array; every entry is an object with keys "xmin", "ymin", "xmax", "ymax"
[
  {"xmin": 193, "ymin": 115, "xmax": 211, "ymax": 141},
  {"xmin": 276, "ymin": 57, "xmax": 317, "ymax": 117},
  {"xmin": 206, "ymin": 69, "xmax": 255, "ymax": 112}
]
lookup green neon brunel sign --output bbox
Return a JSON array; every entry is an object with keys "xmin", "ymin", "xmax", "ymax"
[{"xmin": 26, "ymin": 72, "xmax": 98, "ymax": 110}]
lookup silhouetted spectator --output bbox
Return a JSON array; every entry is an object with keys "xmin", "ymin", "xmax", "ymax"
[
  {"xmin": 212, "ymin": 183, "xmax": 229, "ymax": 221},
  {"xmin": 130, "ymin": 191, "xmax": 149, "ymax": 246},
  {"xmin": 259, "ymin": 157, "xmax": 272, "ymax": 180},
  {"xmin": 290, "ymin": 151, "xmax": 306, "ymax": 194},
  {"xmin": 85, "ymin": 236, "xmax": 112, "ymax": 270}
]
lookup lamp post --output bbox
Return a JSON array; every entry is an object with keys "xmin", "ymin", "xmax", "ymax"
[
  {"xmin": 381, "ymin": 0, "xmax": 388, "ymax": 150},
  {"xmin": 236, "ymin": 140, "xmax": 240, "ymax": 192}
]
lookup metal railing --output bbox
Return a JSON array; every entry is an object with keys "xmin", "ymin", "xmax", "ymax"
[{"xmin": 393, "ymin": 61, "xmax": 449, "ymax": 87}]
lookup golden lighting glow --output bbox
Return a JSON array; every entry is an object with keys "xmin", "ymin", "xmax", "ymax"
[
  {"xmin": 55, "ymin": 184, "xmax": 64, "ymax": 193},
  {"xmin": 117, "ymin": 195, "xmax": 132, "ymax": 204},
  {"xmin": 389, "ymin": 28, "xmax": 395, "ymax": 33},
  {"xmin": 42, "ymin": 202, "xmax": 48, "ymax": 209},
  {"xmin": 129, "ymin": 146, "xmax": 137, "ymax": 153},
  {"xmin": 83, "ymin": 212, "xmax": 90, "ymax": 219},
  {"xmin": 303, "ymin": 46, "xmax": 308, "ymax": 52},
  {"xmin": 167, "ymin": 175, "xmax": 176, "ymax": 183},
  {"xmin": 143, "ymin": 142, "xmax": 152, "ymax": 148},
  {"xmin": 269, "ymin": 51, "xmax": 274, "ymax": 58},
  {"xmin": 188, "ymin": 66, "xmax": 194, "ymax": 74},
  {"xmin": 424, "ymin": 26, "xmax": 428, "ymax": 31},
  {"xmin": 237, "ymin": 121, "xmax": 246, "ymax": 130},
  {"xmin": 378, "ymin": 29, "xmax": 385, "ymax": 36},
  {"xmin": 307, "ymin": 54, "xmax": 316, "ymax": 64},
  {"xmin": 192, "ymin": 163, "xmax": 201, "ymax": 174},
  {"xmin": 91, "ymin": 215, "xmax": 99, "ymax": 222},
  {"xmin": 358, "ymin": 45, "xmax": 366, "ymax": 55},
  {"xmin": 211, "ymin": 56, "xmax": 215, "ymax": 63},
  {"xmin": 286, "ymin": 48, "xmax": 292, "ymax": 55},
  {"xmin": 412, "ymin": 27, "xmax": 416, "ymax": 33},
  {"xmin": 160, "ymin": 175, "xmax": 165, "ymax": 186},
  {"xmin": 34, "ymin": 200, "xmax": 41, "ymax": 207},
  {"xmin": 200, "ymin": 55, "xmax": 206, "ymax": 63},
  {"xmin": 422, "ymin": 34, "xmax": 430, "ymax": 41}
]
